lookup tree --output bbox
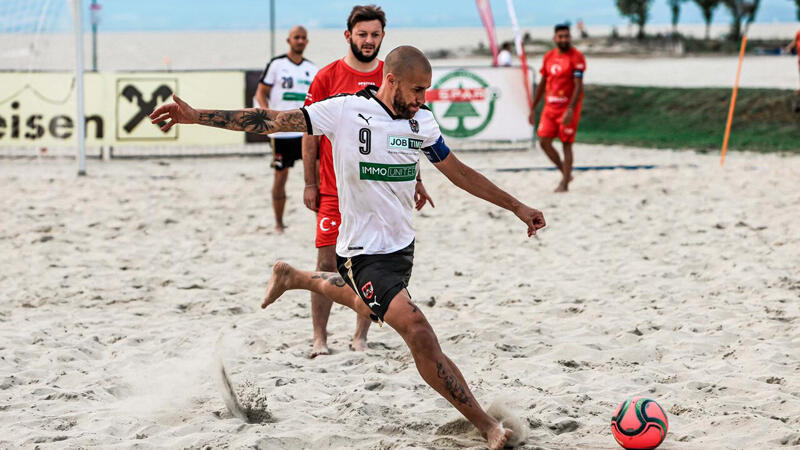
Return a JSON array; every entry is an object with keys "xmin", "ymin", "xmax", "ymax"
[
  {"xmin": 616, "ymin": 0, "xmax": 655, "ymax": 39},
  {"xmin": 722, "ymin": 0, "xmax": 761, "ymax": 41},
  {"xmin": 668, "ymin": 0, "xmax": 688, "ymax": 35},
  {"xmin": 443, "ymin": 88, "xmax": 480, "ymax": 136},
  {"xmin": 693, "ymin": 0, "xmax": 722, "ymax": 40},
  {"xmin": 793, "ymin": 0, "xmax": 800, "ymax": 21}
]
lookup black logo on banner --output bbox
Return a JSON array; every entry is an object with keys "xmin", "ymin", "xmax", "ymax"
[
  {"xmin": 116, "ymin": 78, "xmax": 178, "ymax": 141},
  {"xmin": 121, "ymin": 84, "xmax": 172, "ymax": 133}
]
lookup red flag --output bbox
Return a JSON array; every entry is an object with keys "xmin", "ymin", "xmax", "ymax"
[
  {"xmin": 475, "ymin": 0, "xmax": 499, "ymax": 66},
  {"xmin": 506, "ymin": 0, "xmax": 533, "ymax": 108}
]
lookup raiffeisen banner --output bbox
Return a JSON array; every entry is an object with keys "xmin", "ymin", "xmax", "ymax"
[
  {"xmin": 0, "ymin": 71, "xmax": 244, "ymax": 147},
  {"xmin": 0, "ymin": 68, "xmax": 533, "ymax": 151},
  {"xmin": 426, "ymin": 66, "xmax": 533, "ymax": 141}
]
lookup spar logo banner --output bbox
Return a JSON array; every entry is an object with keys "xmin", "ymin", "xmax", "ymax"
[
  {"xmin": 0, "ymin": 71, "xmax": 244, "ymax": 147},
  {"xmin": 426, "ymin": 67, "xmax": 532, "ymax": 141}
]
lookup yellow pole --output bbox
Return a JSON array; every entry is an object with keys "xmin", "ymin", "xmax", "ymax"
[{"xmin": 720, "ymin": 34, "xmax": 747, "ymax": 167}]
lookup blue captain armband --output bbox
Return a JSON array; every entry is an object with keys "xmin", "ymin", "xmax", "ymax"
[{"xmin": 421, "ymin": 135, "xmax": 451, "ymax": 163}]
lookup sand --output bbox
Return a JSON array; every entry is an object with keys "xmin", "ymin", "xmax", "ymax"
[{"xmin": 1, "ymin": 145, "xmax": 799, "ymax": 449}]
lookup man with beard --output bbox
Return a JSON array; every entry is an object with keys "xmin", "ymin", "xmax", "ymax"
[
  {"xmin": 254, "ymin": 26, "xmax": 317, "ymax": 233},
  {"xmin": 528, "ymin": 24, "xmax": 586, "ymax": 192},
  {"xmin": 301, "ymin": 5, "xmax": 434, "ymax": 357},
  {"xmin": 149, "ymin": 45, "xmax": 545, "ymax": 450}
]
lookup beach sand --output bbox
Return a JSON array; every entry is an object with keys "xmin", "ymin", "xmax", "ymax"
[{"xmin": 1, "ymin": 145, "xmax": 798, "ymax": 449}]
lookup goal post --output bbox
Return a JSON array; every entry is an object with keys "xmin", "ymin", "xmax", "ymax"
[
  {"xmin": 72, "ymin": 0, "xmax": 87, "ymax": 175},
  {"xmin": 0, "ymin": 0, "xmax": 87, "ymax": 175}
]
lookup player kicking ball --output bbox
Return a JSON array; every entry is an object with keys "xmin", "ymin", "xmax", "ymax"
[{"xmin": 150, "ymin": 46, "xmax": 545, "ymax": 450}]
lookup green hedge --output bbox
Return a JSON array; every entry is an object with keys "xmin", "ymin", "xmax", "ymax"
[{"xmin": 571, "ymin": 85, "xmax": 800, "ymax": 152}]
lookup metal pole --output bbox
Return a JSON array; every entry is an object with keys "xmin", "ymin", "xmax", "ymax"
[
  {"xmin": 91, "ymin": 0, "xmax": 99, "ymax": 71},
  {"xmin": 270, "ymin": 0, "xmax": 275, "ymax": 58},
  {"xmin": 73, "ymin": 0, "xmax": 87, "ymax": 176}
]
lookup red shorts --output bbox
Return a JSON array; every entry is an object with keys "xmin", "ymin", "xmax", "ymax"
[
  {"xmin": 538, "ymin": 103, "xmax": 582, "ymax": 144},
  {"xmin": 316, "ymin": 194, "xmax": 341, "ymax": 248}
]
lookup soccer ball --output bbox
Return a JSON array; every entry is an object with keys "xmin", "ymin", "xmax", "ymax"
[{"xmin": 610, "ymin": 396, "xmax": 669, "ymax": 449}]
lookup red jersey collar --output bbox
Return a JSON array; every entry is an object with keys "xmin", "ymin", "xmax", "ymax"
[{"xmin": 338, "ymin": 58, "xmax": 384, "ymax": 77}]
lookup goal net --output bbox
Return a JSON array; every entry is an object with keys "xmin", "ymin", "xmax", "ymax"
[{"xmin": 0, "ymin": 0, "xmax": 87, "ymax": 172}]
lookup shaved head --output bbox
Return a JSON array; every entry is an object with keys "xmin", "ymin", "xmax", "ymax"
[
  {"xmin": 384, "ymin": 45, "xmax": 431, "ymax": 80},
  {"xmin": 289, "ymin": 25, "xmax": 307, "ymax": 37},
  {"xmin": 380, "ymin": 46, "xmax": 432, "ymax": 119},
  {"xmin": 286, "ymin": 25, "xmax": 308, "ymax": 55}
]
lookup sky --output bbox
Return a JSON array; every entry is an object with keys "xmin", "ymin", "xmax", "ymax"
[{"xmin": 8, "ymin": 0, "xmax": 800, "ymax": 32}]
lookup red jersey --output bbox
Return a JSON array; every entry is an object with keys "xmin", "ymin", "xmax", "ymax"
[
  {"xmin": 796, "ymin": 31, "xmax": 800, "ymax": 58},
  {"xmin": 304, "ymin": 59, "xmax": 384, "ymax": 196},
  {"xmin": 540, "ymin": 47, "xmax": 586, "ymax": 109}
]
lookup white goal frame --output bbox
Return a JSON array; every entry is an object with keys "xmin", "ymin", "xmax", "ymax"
[{"xmin": 71, "ymin": 0, "xmax": 87, "ymax": 175}]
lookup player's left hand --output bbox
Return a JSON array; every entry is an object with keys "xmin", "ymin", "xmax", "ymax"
[
  {"xmin": 414, "ymin": 181, "xmax": 435, "ymax": 210},
  {"xmin": 561, "ymin": 108, "xmax": 574, "ymax": 126},
  {"xmin": 514, "ymin": 204, "xmax": 546, "ymax": 237}
]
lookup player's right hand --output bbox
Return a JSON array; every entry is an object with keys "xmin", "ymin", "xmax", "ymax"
[
  {"xmin": 149, "ymin": 94, "xmax": 199, "ymax": 132},
  {"xmin": 304, "ymin": 184, "xmax": 320, "ymax": 212},
  {"xmin": 514, "ymin": 205, "xmax": 546, "ymax": 237},
  {"xmin": 528, "ymin": 109, "xmax": 536, "ymax": 126}
]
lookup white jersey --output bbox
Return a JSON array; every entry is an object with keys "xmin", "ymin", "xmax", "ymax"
[
  {"xmin": 302, "ymin": 86, "xmax": 448, "ymax": 258},
  {"xmin": 259, "ymin": 54, "xmax": 317, "ymax": 138}
]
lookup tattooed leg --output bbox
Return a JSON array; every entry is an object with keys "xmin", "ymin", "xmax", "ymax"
[
  {"xmin": 382, "ymin": 292, "xmax": 512, "ymax": 449},
  {"xmin": 261, "ymin": 261, "xmax": 371, "ymax": 318}
]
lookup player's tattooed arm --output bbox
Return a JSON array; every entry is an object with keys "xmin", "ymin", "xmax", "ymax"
[
  {"xmin": 148, "ymin": 94, "xmax": 307, "ymax": 134},
  {"xmin": 197, "ymin": 108, "xmax": 307, "ymax": 135}
]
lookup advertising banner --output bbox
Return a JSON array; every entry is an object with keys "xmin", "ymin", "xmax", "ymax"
[
  {"xmin": 426, "ymin": 66, "xmax": 533, "ymax": 142},
  {"xmin": 2, "ymin": 68, "xmax": 533, "ymax": 151},
  {"xmin": 0, "ymin": 71, "xmax": 245, "ymax": 148}
]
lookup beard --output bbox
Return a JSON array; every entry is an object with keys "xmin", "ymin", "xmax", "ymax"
[
  {"xmin": 556, "ymin": 41, "xmax": 572, "ymax": 51},
  {"xmin": 392, "ymin": 96, "xmax": 419, "ymax": 120},
  {"xmin": 350, "ymin": 39, "xmax": 381, "ymax": 63}
]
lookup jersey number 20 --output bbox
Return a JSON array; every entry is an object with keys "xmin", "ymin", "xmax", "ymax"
[{"xmin": 358, "ymin": 128, "xmax": 371, "ymax": 155}]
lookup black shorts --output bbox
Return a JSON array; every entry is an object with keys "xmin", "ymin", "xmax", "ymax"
[
  {"xmin": 336, "ymin": 241, "xmax": 414, "ymax": 323},
  {"xmin": 270, "ymin": 137, "xmax": 302, "ymax": 171}
]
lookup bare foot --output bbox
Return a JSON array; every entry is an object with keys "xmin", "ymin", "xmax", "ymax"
[
  {"xmin": 485, "ymin": 424, "xmax": 513, "ymax": 450},
  {"xmin": 274, "ymin": 223, "xmax": 286, "ymax": 234},
  {"xmin": 554, "ymin": 183, "xmax": 568, "ymax": 193},
  {"xmin": 310, "ymin": 340, "xmax": 330, "ymax": 359},
  {"xmin": 261, "ymin": 261, "xmax": 294, "ymax": 309},
  {"xmin": 349, "ymin": 336, "xmax": 367, "ymax": 352}
]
